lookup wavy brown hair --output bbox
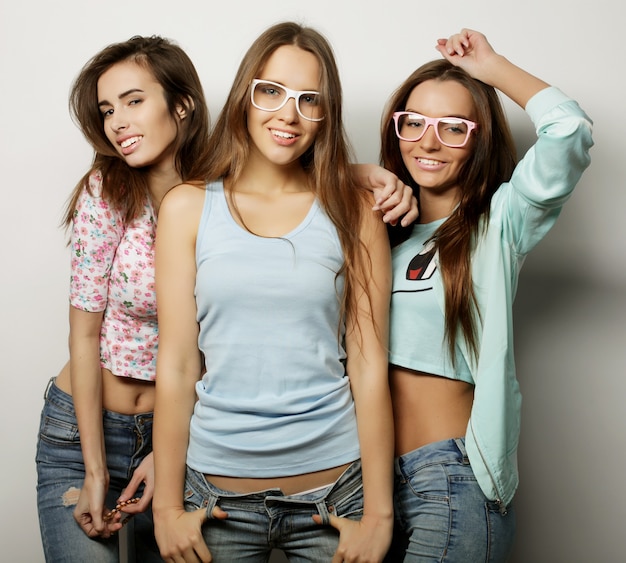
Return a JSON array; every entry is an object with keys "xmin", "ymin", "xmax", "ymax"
[
  {"xmin": 381, "ymin": 59, "xmax": 516, "ymax": 364},
  {"xmin": 64, "ymin": 35, "xmax": 210, "ymax": 226},
  {"xmin": 195, "ymin": 22, "xmax": 372, "ymax": 334}
]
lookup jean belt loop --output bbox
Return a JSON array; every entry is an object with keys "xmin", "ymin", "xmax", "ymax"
[
  {"xmin": 205, "ymin": 494, "xmax": 220, "ymax": 520},
  {"xmin": 44, "ymin": 377, "xmax": 55, "ymax": 400},
  {"xmin": 453, "ymin": 437, "xmax": 469, "ymax": 462},
  {"xmin": 315, "ymin": 499, "xmax": 331, "ymax": 525},
  {"xmin": 393, "ymin": 456, "xmax": 403, "ymax": 476}
]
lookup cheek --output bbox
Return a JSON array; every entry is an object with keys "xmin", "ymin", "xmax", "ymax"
[
  {"xmin": 399, "ymin": 141, "xmax": 414, "ymax": 168},
  {"xmin": 103, "ymin": 127, "xmax": 118, "ymax": 150}
]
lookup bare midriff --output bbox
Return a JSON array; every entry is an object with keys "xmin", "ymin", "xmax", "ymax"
[
  {"xmin": 204, "ymin": 463, "xmax": 352, "ymax": 496},
  {"xmin": 54, "ymin": 361, "xmax": 156, "ymax": 415},
  {"xmin": 390, "ymin": 365, "xmax": 474, "ymax": 457}
]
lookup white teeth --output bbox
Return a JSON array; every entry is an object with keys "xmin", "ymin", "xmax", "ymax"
[
  {"xmin": 271, "ymin": 130, "xmax": 296, "ymax": 139},
  {"xmin": 121, "ymin": 136, "xmax": 141, "ymax": 148},
  {"xmin": 418, "ymin": 157, "xmax": 441, "ymax": 166}
]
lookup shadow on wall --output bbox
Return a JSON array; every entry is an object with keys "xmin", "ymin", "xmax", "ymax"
[{"xmin": 509, "ymin": 273, "xmax": 626, "ymax": 563}]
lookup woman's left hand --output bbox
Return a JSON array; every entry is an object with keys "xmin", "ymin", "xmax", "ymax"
[
  {"xmin": 354, "ymin": 163, "xmax": 418, "ymax": 227},
  {"xmin": 116, "ymin": 452, "xmax": 154, "ymax": 516},
  {"xmin": 314, "ymin": 512, "xmax": 393, "ymax": 562}
]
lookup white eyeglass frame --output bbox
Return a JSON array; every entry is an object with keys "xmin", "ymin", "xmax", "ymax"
[{"xmin": 250, "ymin": 79, "xmax": 324, "ymax": 122}]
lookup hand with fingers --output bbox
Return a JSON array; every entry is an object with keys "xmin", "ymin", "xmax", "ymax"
[
  {"xmin": 354, "ymin": 163, "xmax": 418, "ymax": 227},
  {"xmin": 313, "ymin": 512, "xmax": 393, "ymax": 563},
  {"xmin": 155, "ymin": 505, "xmax": 228, "ymax": 563}
]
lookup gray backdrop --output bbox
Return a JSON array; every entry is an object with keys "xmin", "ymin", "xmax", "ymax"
[{"xmin": 1, "ymin": 0, "xmax": 623, "ymax": 561}]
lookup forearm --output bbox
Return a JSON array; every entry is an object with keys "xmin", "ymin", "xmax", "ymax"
[
  {"xmin": 353, "ymin": 377, "xmax": 394, "ymax": 519},
  {"xmin": 152, "ymin": 375, "xmax": 197, "ymax": 513},
  {"xmin": 481, "ymin": 54, "xmax": 549, "ymax": 109},
  {"xmin": 69, "ymin": 335, "xmax": 107, "ymax": 477}
]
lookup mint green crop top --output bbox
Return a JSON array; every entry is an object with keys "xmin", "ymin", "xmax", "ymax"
[{"xmin": 389, "ymin": 218, "xmax": 473, "ymax": 384}]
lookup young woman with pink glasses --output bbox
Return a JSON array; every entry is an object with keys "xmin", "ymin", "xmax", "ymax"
[{"xmin": 381, "ymin": 29, "xmax": 593, "ymax": 561}]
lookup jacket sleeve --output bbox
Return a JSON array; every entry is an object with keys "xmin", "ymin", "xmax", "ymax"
[{"xmin": 495, "ymin": 86, "xmax": 593, "ymax": 256}]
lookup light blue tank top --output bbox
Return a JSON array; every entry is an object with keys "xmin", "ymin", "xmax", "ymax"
[
  {"xmin": 389, "ymin": 219, "xmax": 473, "ymax": 383},
  {"xmin": 187, "ymin": 180, "xmax": 360, "ymax": 476}
]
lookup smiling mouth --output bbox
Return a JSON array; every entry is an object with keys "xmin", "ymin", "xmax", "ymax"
[
  {"xmin": 417, "ymin": 157, "xmax": 443, "ymax": 166},
  {"xmin": 120, "ymin": 136, "xmax": 142, "ymax": 148},
  {"xmin": 271, "ymin": 129, "xmax": 296, "ymax": 140}
]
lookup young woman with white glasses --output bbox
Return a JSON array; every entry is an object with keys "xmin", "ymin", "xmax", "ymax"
[
  {"xmin": 153, "ymin": 22, "xmax": 394, "ymax": 562},
  {"xmin": 380, "ymin": 29, "xmax": 593, "ymax": 561}
]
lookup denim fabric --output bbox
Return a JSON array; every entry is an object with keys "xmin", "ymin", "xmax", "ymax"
[
  {"xmin": 36, "ymin": 378, "xmax": 163, "ymax": 562},
  {"xmin": 386, "ymin": 438, "xmax": 515, "ymax": 563},
  {"xmin": 183, "ymin": 460, "xmax": 364, "ymax": 562}
]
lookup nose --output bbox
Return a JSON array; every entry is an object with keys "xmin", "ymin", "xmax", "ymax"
[
  {"xmin": 419, "ymin": 123, "xmax": 440, "ymax": 148},
  {"xmin": 278, "ymin": 95, "xmax": 299, "ymax": 122},
  {"xmin": 109, "ymin": 110, "xmax": 128, "ymax": 132}
]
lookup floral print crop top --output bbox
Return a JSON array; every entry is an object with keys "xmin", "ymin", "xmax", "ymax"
[{"xmin": 69, "ymin": 171, "xmax": 158, "ymax": 381}]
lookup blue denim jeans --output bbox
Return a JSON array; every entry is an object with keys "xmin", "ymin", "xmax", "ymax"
[
  {"xmin": 183, "ymin": 459, "xmax": 364, "ymax": 562},
  {"xmin": 386, "ymin": 438, "xmax": 515, "ymax": 563},
  {"xmin": 36, "ymin": 378, "xmax": 163, "ymax": 562}
]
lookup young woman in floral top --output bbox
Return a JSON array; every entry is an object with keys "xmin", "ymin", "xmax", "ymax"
[{"xmin": 35, "ymin": 36, "xmax": 210, "ymax": 562}]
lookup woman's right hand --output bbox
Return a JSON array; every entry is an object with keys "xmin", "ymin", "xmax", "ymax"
[
  {"xmin": 74, "ymin": 473, "xmax": 122, "ymax": 538},
  {"xmin": 155, "ymin": 505, "xmax": 227, "ymax": 563}
]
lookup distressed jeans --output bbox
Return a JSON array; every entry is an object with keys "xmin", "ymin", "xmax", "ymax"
[
  {"xmin": 36, "ymin": 378, "xmax": 163, "ymax": 562},
  {"xmin": 183, "ymin": 460, "xmax": 364, "ymax": 562}
]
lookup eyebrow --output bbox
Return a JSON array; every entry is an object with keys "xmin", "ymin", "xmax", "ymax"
[
  {"xmin": 98, "ymin": 88, "xmax": 145, "ymax": 107},
  {"xmin": 405, "ymin": 109, "xmax": 473, "ymax": 121}
]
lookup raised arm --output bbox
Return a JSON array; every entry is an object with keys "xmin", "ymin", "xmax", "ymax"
[
  {"xmin": 436, "ymin": 28, "xmax": 550, "ymax": 109},
  {"xmin": 325, "ymin": 199, "xmax": 394, "ymax": 562}
]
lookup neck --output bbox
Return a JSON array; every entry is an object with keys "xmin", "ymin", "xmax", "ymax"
[
  {"xmin": 235, "ymin": 151, "xmax": 310, "ymax": 195},
  {"xmin": 418, "ymin": 188, "xmax": 459, "ymax": 223},
  {"xmin": 147, "ymin": 165, "xmax": 182, "ymax": 210}
]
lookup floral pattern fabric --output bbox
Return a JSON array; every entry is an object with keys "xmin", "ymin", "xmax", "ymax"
[{"xmin": 69, "ymin": 171, "xmax": 158, "ymax": 381}]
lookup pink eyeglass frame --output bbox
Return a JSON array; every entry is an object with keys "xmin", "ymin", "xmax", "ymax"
[{"xmin": 392, "ymin": 111, "xmax": 478, "ymax": 147}]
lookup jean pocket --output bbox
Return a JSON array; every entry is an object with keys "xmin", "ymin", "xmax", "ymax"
[
  {"xmin": 403, "ymin": 462, "xmax": 450, "ymax": 503},
  {"xmin": 38, "ymin": 415, "xmax": 80, "ymax": 446}
]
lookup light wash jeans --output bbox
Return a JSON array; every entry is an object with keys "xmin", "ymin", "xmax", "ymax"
[
  {"xmin": 36, "ymin": 378, "xmax": 163, "ymax": 562},
  {"xmin": 183, "ymin": 460, "xmax": 364, "ymax": 562},
  {"xmin": 386, "ymin": 438, "xmax": 515, "ymax": 563}
]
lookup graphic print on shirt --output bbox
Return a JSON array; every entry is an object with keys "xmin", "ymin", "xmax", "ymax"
[{"xmin": 406, "ymin": 239, "xmax": 437, "ymax": 281}]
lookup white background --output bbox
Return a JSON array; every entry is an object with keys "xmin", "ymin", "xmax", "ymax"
[{"xmin": 1, "ymin": 1, "xmax": 624, "ymax": 561}]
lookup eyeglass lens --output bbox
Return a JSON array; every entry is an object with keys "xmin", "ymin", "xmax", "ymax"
[
  {"xmin": 252, "ymin": 81, "xmax": 323, "ymax": 121},
  {"xmin": 397, "ymin": 114, "xmax": 471, "ymax": 147}
]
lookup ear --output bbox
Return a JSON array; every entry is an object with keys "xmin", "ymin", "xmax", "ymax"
[{"xmin": 176, "ymin": 97, "xmax": 195, "ymax": 120}]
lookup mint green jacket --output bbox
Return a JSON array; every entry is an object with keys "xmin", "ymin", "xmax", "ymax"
[{"xmin": 432, "ymin": 87, "xmax": 593, "ymax": 508}]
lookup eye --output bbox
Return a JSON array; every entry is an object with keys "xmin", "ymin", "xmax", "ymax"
[
  {"xmin": 101, "ymin": 108, "xmax": 114, "ymax": 118},
  {"xmin": 405, "ymin": 116, "xmax": 424, "ymax": 129},
  {"xmin": 129, "ymin": 98, "xmax": 143, "ymax": 106},
  {"xmin": 300, "ymin": 93, "xmax": 320, "ymax": 106},
  {"xmin": 440, "ymin": 119, "xmax": 468, "ymax": 135},
  {"xmin": 262, "ymin": 86, "xmax": 281, "ymax": 97}
]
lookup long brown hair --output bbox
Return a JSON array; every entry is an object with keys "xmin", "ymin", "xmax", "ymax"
[
  {"xmin": 381, "ymin": 59, "xmax": 516, "ymax": 364},
  {"xmin": 65, "ymin": 35, "xmax": 210, "ymax": 226},
  {"xmin": 196, "ymin": 22, "xmax": 371, "ymax": 332}
]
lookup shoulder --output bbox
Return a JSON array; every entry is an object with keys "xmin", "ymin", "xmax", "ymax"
[{"xmin": 160, "ymin": 182, "xmax": 206, "ymax": 216}]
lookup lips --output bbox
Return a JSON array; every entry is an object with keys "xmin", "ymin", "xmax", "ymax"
[
  {"xmin": 117, "ymin": 135, "xmax": 143, "ymax": 156},
  {"xmin": 120, "ymin": 136, "xmax": 142, "ymax": 148},
  {"xmin": 270, "ymin": 128, "xmax": 299, "ymax": 146},
  {"xmin": 417, "ymin": 157, "xmax": 443, "ymax": 166},
  {"xmin": 271, "ymin": 129, "xmax": 297, "ymax": 139}
]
